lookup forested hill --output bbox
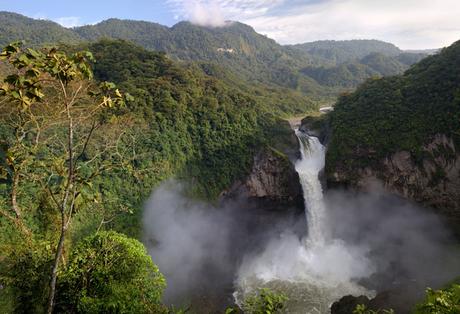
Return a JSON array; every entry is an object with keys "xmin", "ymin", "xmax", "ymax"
[
  {"xmin": 326, "ymin": 40, "xmax": 460, "ymax": 223},
  {"xmin": 0, "ymin": 11, "xmax": 81, "ymax": 45},
  {"xmin": 75, "ymin": 19, "xmax": 321, "ymax": 94},
  {"xmin": 289, "ymin": 40, "xmax": 403, "ymax": 64},
  {"xmin": 0, "ymin": 39, "xmax": 309, "ymax": 242},
  {"xmin": 0, "ymin": 11, "xmax": 428, "ymax": 96}
]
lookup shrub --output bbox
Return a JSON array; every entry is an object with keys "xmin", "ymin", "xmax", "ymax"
[{"xmin": 56, "ymin": 231, "xmax": 166, "ymax": 313}]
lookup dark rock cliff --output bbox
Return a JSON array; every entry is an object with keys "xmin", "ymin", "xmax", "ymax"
[
  {"xmin": 328, "ymin": 133, "xmax": 460, "ymax": 232},
  {"xmin": 222, "ymin": 147, "xmax": 303, "ymax": 210},
  {"xmin": 299, "ymin": 114, "xmax": 331, "ymax": 145},
  {"xmin": 220, "ymin": 118, "xmax": 303, "ymax": 211}
]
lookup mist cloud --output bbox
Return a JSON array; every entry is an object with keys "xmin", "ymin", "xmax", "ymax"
[
  {"xmin": 143, "ymin": 180, "xmax": 460, "ymax": 311},
  {"xmin": 142, "ymin": 181, "xmax": 304, "ymax": 306},
  {"xmin": 143, "ymin": 182, "xmax": 233, "ymax": 303},
  {"xmin": 324, "ymin": 187, "xmax": 460, "ymax": 289}
]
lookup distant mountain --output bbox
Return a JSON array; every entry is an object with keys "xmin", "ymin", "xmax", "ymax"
[
  {"xmin": 0, "ymin": 11, "xmax": 81, "ymax": 46},
  {"xmin": 75, "ymin": 19, "xmax": 325, "ymax": 94},
  {"xmin": 75, "ymin": 18, "xmax": 170, "ymax": 49},
  {"xmin": 0, "ymin": 12, "xmax": 429, "ymax": 96},
  {"xmin": 404, "ymin": 48, "xmax": 440, "ymax": 55},
  {"xmin": 289, "ymin": 39, "xmax": 403, "ymax": 65},
  {"xmin": 299, "ymin": 51, "xmax": 426, "ymax": 88}
]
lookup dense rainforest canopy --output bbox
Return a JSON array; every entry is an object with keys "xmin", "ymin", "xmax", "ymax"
[
  {"xmin": 0, "ymin": 10, "xmax": 459, "ymax": 314},
  {"xmin": 326, "ymin": 40, "xmax": 460, "ymax": 179},
  {"xmin": 0, "ymin": 38, "xmax": 315, "ymax": 312}
]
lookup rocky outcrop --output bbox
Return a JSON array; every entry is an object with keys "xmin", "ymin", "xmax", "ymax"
[
  {"xmin": 331, "ymin": 282, "xmax": 425, "ymax": 314},
  {"xmin": 331, "ymin": 295, "xmax": 371, "ymax": 314},
  {"xmin": 329, "ymin": 134, "xmax": 460, "ymax": 229},
  {"xmin": 299, "ymin": 115, "xmax": 330, "ymax": 145},
  {"xmin": 222, "ymin": 147, "xmax": 303, "ymax": 210}
]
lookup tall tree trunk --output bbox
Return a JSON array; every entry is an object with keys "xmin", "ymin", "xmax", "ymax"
[
  {"xmin": 47, "ymin": 92, "xmax": 73, "ymax": 314},
  {"xmin": 11, "ymin": 169, "xmax": 21, "ymax": 218},
  {"xmin": 46, "ymin": 217, "xmax": 66, "ymax": 314}
]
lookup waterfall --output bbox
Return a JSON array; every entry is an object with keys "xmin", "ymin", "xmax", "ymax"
[
  {"xmin": 234, "ymin": 128, "xmax": 374, "ymax": 313},
  {"xmin": 295, "ymin": 130, "xmax": 327, "ymax": 246}
]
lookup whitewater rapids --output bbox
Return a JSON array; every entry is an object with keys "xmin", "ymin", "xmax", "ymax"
[{"xmin": 234, "ymin": 130, "xmax": 374, "ymax": 313}]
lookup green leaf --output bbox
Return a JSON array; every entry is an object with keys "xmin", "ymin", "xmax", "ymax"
[
  {"xmin": 11, "ymin": 90, "xmax": 20, "ymax": 100},
  {"xmin": 25, "ymin": 68, "xmax": 41, "ymax": 78},
  {"xmin": 5, "ymin": 74, "xmax": 20, "ymax": 85}
]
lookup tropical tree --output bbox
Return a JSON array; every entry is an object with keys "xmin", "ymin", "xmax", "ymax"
[
  {"xmin": 0, "ymin": 42, "xmax": 130, "ymax": 313},
  {"xmin": 55, "ymin": 231, "xmax": 166, "ymax": 313}
]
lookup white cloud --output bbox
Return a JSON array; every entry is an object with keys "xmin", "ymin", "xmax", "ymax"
[
  {"xmin": 167, "ymin": 0, "xmax": 460, "ymax": 49},
  {"xmin": 186, "ymin": 1, "xmax": 226, "ymax": 26},
  {"xmin": 167, "ymin": 0, "xmax": 284, "ymax": 26},
  {"xmin": 53, "ymin": 16, "xmax": 82, "ymax": 28}
]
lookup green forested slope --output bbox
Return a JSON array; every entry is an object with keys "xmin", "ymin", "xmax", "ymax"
[
  {"xmin": 0, "ymin": 39, "xmax": 310, "ymax": 238},
  {"xmin": 290, "ymin": 39, "xmax": 403, "ymax": 64},
  {"xmin": 77, "ymin": 20, "xmax": 328, "ymax": 94},
  {"xmin": 300, "ymin": 52, "xmax": 424, "ymax": 88},
  {"xmin": 0, "ymin": 12, "xmax": 427, "ymax": 96},
  {"xmin": 0, "ymin": 38, "xmax": 305, "ymax": 313},
  {"xmin": 0, "ymin": 12, "xmax": 82, "ymax": 46},
  {"xmin": 326, "ymin": 40, "xmax": 460, "ymax": 176},
  {"xmin": 88, "ymin": 39, "xmax": 291, "ymax": 200}
]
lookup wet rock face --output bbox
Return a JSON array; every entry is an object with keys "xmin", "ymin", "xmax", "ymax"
[
  {"xmin": 222, "ymin": 148, "xmax": 303, "ymax": 211},
  {"xmin": 331, "ymin": 283, "xmax": 425, "ymax": 314},
  {"xmin": 299, "ymin": 115, "xmax": 331, "ymax": 145},
  {"xmin": 331, "ymin": 295, "xmax": 371, "ymax": 314},
  {"xmin": 329, "ymin": 133, "xmax": 460, "ymax": 231},
  {"xmin": 246, "ymin": 150, "xmax": 301, "ymax": 199}
]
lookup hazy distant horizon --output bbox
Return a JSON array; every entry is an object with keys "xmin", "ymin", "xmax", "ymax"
[{"xmin": 1, "ymin": 0, "xmax": 459, "ymax": 50}]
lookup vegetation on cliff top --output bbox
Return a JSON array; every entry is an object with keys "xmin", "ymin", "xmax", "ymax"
[{"xmin": 326, "ymin": 40, "xmax": 460, "ymax": 178}]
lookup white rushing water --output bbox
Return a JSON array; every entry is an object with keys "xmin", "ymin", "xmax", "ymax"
[
  {"xmin": 295, "ymin": 130, "xmax": 327, "ymax": 246},
  {"xmin": 235, "ymin": 130, "xmax": 374, "ymax": 313}
]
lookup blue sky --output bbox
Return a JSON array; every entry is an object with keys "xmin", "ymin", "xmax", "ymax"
[
  {"xmin": 1, "ymin": 0, "xmax": 460, "ymax": 49},
  {"xmin": 0, "ymin": 0, "xmax": 176, "ymax": 26}
]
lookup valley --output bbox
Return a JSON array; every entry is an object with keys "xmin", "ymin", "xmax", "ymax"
[{"xmin": 0, "ymin": 7, "xmax": 459, "ymax": 314}]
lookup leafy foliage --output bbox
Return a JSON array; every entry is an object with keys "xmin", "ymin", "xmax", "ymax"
[
  {"xmin": 414, "ymin": 284, "xmax": 460, "ymax": 314},
  {"xmin": 241, "ymin": 288, "xmax": 288, "ymax": 314},
  {"xmin": 55, "ymin": 231, "xmax": 166, "ymax": 313},
  {"xmin": 353, "ymin": 304, "xmax": 394, "ymax": 314},
  {"xmin": 0, "ymin": 42, "xmax": 133, "ymax": 313},
  {"xmin": 0, "ymin": 241, "xmax": 52, "ymax": 313}
]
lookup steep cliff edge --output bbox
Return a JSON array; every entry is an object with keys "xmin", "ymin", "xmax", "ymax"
[
  {"xmin": 223, "ymin": 147, "xmax": 303, "ymax": 210},
  {"xmin": 330, "ymin": 134, "xmax": 460, "ymax": 221},
  {"xmin": 221, "ymin": 119, "xmax": 303, "ymax": 210},
  {"xmin": 325, "ymin": 40, "xmax": 460, "ymax": 230}
]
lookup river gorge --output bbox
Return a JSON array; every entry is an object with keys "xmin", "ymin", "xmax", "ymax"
[{"xmin": 143, "ymin": 121, "xmax": 460, "ymax": 313}]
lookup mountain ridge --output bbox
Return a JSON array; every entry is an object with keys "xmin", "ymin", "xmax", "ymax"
[{"xmin": 0, "ymin": 11, "xmax": 430, "ymax": 97}]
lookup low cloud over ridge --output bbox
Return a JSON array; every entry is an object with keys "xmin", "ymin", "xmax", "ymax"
[{"xmin": 167, "ymin": 0, "xmax": 460, "ymax": 49}]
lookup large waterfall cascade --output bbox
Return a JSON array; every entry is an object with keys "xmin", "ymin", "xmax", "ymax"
[
  {"xmin": 295, "ymin": 130, "xmax": 327, "ymax": 247},
  {"xmin": 235, "ymin": 129, "xmax": 373, "ymax": 313}
]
